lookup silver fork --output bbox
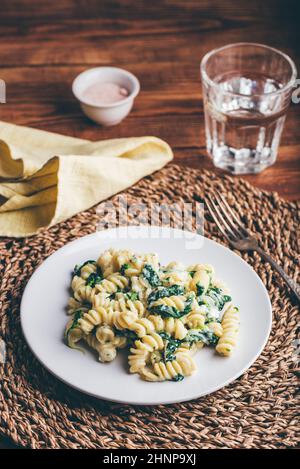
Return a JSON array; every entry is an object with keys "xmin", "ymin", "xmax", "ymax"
[{"xmin": 206, "ymin": 191, "xmax": 300, "ymax": 303}]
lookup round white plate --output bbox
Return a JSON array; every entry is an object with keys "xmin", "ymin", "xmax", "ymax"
[{"xmin": 21, "ymin": 226, "xmax": 272, "ymax": 405}]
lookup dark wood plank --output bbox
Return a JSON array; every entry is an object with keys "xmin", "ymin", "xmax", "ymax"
[{"xmin": 0, "ymin": 0, "xmax": 299, "ymax": 448}]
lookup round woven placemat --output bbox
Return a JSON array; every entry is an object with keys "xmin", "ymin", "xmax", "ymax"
[{"xmin": 0, "ymin": 164, "xmax": 299, "ymax": 449}]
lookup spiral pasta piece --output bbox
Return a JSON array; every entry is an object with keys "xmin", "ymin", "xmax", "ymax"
[
  {"xmin": 131, "ymin": 275, "xmax": 152, "ymax": 301},
  {"xmin": 126, "ymin": 317, "xmax": 156, "ymax": 337},
  {"xmin": 184, "ymin": 311, "xmax": 205, "ymax": 329},
  {"xmin": 112, "ymin": 295, "xmax": 145, "ymax": 316},
  {"xmin": 140, "ymin": 351, "xmax": 197, "ymax": 382},
  {"xmin": 95, "ymin": 325, "xmax": 127, "ymax": 349},
  {"xmin": 188, "ymin": 264, "xmax": 215, "ymax": 277},
  {"xmin": 128, "ymin": 332, "xmax": 164, "ymax": 373},
  {"xmin": 216, "ymin": 306, "xmax": 239, "ymax": 356},
  {"xmin": 78, "ymin": 307, "xmax": 117, "ymax": 333},
  {"xmin": 94, "ymin": 325, "xmax": 115, "ymax": 343},
  {"xmin": 92, "ymin": 292, "xmax": 145, "ymax": 318},
  {"xmin": 97, "ymin": 249, "xmax": 116, "ymax": 278},
  {"xmin": 160, "ymin": 317, "xmax": 187, "ymax": 340},
  {"xmin": 128, "ymin": 348, "xmax": 149, "ymax": 373},
  {"xmin": 84, "ymin": 333, "xmax": 117, "ymax": 363},
  {"xmin": 125, "ymin": 314, "xmax": 188, "ymax": 340},
  {"xmin": 74, "ymin": 285, "xmax": 97, "ymax": 304},
  {"xmin": 134, "ymin": 332, "xmax": 164, "ymax": 352},
  {"xmin": 95, "ymin": 273, "xmax": 129, "ymax": 294},
  {"xmin": 148, "ymin": 315, "xmax": 188, "ymax": 340},
  {"xmin": 189, "ymin": 268, "xmax": 211, "ymax": 295},
  {"xmin": 161, "ymin": 262, "xmax": 189, "ymax": 287},
  {"xmin": 113, "ymin": 311, "xmax": 138, "ymax": 330},
  {"xmin": 121, "ymin": 256, "xmax": 144, "ymax": 277},
  {"xmin": 92, "ymin": 292, "xmax": 111, "ymax": 309},
  {"xmin": 71, "ymin": 275, "xmax": 86, "ymax": 292},
  {"xmin": 208, "ymin": 321, "xmax": 223, "ymax": 338},
  {"xmin": 122, "ymin": 299, "xmax": 145, "ymax": 316},
  {"xmin": 151, "ymin": 295, "xmax": 187, "ymax": 312},
  {"xmin": 142, "ymin": 253, "xmax": 160, "ymax": 271},
  {"xmin": 67, "ymin": 297, "xmax": 89, "ymax": 315},
  {"xmin": 65, "ymin": 316, "xmax": 83, "ymax": 349},
  {"xmin": 80, "ymin": 262, "xmax": 97, "ymax": 280},
  {"xmin": 112, "ymin": 249, "xmax": 135, "ymax": 271}
]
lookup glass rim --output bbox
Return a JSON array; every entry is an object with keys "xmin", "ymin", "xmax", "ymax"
[{"xmin": 200, "ymin": 42, "xmax": 297, "ymax": 98}]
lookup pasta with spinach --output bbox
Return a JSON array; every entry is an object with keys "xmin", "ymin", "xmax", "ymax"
[{"xmin": 65, "ymin": 249, "xmax": 239, "ymax": 382}]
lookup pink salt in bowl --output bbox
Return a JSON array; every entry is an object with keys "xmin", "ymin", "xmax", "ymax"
[{"xmin": 72, "ymin": 67, "xmax": 140, "ymax": 126}]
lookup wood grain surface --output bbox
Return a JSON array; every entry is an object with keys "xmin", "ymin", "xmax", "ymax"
[
  {"xmin": 0, "ymin": 0, "xmax": 299, "ymax": 450},
  {"xmin": 0, "ymin": 0, "xmax": 299, "ymax": 201}
]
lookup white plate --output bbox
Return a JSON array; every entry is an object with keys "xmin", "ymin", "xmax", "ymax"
[{"xmin": 21, "ymin": 226, "xmax": 272, "ymax": 405}]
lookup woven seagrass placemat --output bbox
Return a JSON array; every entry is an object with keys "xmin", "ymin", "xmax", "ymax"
[{"xmin": 0, "ymin": 164, "xmax": 299, "ymax": 449}]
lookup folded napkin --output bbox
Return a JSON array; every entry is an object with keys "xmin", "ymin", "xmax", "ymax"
[{"xmin": 0, "ymin": 121, "xmax": 173, "ymax": 237}]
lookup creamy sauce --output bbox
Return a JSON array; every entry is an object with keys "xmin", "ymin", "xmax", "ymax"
[{"xmin": 82, "ymin": 82, "xmax": 129, "ymax": 105}]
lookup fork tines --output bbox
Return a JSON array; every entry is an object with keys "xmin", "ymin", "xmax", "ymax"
[{"xmin": 205, "ymin": 191, "xmax": 249, "ymax": 242}]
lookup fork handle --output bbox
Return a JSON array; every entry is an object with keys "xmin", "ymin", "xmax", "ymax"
[{"xmin": 256, "ymin": 246, "xmax": 300, "ymax": 302}]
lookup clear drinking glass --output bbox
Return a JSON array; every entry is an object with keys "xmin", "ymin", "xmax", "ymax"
[{"xmin": 200, "ymin": 43, "xmax": 297, "ymax": 174}]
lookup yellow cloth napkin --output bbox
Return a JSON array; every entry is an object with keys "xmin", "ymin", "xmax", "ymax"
[{"xmin": 0, "ymin": 121, "xmax": 173, "ymax": 237}]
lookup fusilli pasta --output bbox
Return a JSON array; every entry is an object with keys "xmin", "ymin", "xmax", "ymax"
[
  {"xmin": 65, "ymin": 249, "xmax": 239, "ymax": 382},
  {"xmin": 215, "ymin": 305, "xmax": 239, "ymax": 356}
]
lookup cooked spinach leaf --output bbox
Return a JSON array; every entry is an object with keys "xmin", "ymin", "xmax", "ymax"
[
  {"xmin": 73, "ymin": 260, "xmax": 96, "ymax": 277},
  {"xmin": 86, "ymin": 272, "xmax": 102, "ymax": 288},
  {"xmin": 185, "ymin": 329, "xmax": 219, "ymax": 346},
  {"xmin": 162, "ymin": 276, "xmax": 170, "ymax": 284},
  {"xmin": 204, "ymin": 316, "xmax": 216, "ymax": 324},
  {"xmin": 196, "ymin": 283, "xmax": 205, "ymax": 297},
  {"xmin": 109, "ymin": 286, "xmax": 129, "ymax": 299},
  {"xmin": 72, "ymin": 261, "xmax": 103, "ymax": 288},
  {"xmin": 120, "ymin": 263, "xmax": 129, "ymax": 275},
  {"xmin": 183, "ymin": 294, "xmax": 194, "ymax": 315},
  {"xmin": 158, "ymin": 332, "xmax": 182, "ymax": 362},
  {"xmin": 147, "ymin": 285, "xmax": 185, "ymax": 304},
  {"xmin": 173, "ymin": 374, "xmax": 184, "ymax": 382},
  {"xmin": 224, "ymin": 294, "xmax": 232, "ymax": 303},
  {"xmin": 150, "ymin": 294, "xmax": 193, "ymax": 319},
  {"xmin": 165, "ymin": 339, "xmax": 182, "ymax": 362},
  {"xmin": 142, "ymin": 264, "xmax": 161, "ymax": 287},
  {"xmin": 158, "ymin": 331, "xmax": 171, "ymax": 341},
  {"xmin": 124, "ymin": 291, "xmax": 139, "ymax": 301},
  {"xmin": 206, "ymin": 287, "xmax": 231, "ymax": 310},
  {"xmin": 115, "ymin": 328, "xmax": 138, "ymax": 343},
  {"xmin": 66, "ymin": 310, "xmax": 83, "ymax": 338},
  {"xmin": 149, "ymin": 303, "xmax": 179, "ymax": 318}
]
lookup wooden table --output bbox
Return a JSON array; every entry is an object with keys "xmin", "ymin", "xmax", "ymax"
[
  {"xmin": 0, "ymin": 0, "xmax": 299, "ymax": 200},
  {"xmin": 0, "ymin": 0, "xmax": 299, "ymax": 450}
]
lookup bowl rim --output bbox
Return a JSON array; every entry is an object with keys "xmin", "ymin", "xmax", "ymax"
[{"xmin": 72, "ymin": 66, "xmax": 140, "ymax": 108}]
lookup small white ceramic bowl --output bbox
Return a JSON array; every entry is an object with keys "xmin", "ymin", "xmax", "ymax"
[{"xmin": 72, "ymin": 67, "xmax": 140, "ymax": 126}]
